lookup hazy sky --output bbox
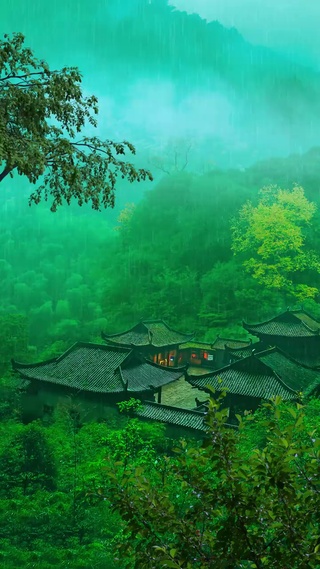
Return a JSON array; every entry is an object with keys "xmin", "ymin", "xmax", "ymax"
[
  {"xmin": 170, "ymin": 0, "xmax": 320, "ymax": 68},
  {"xmin": 2, "ymin": 0, "xmax": 320, "ymax": 174}
]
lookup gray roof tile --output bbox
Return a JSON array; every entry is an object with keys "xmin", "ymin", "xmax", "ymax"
[
  {"xmin": 188, "ymin": 353, "xmax": 296, "ymax": 400},
  {"xmin": 13, "ymin": 343, "xmax": 186, "ymax": 395},
  {"xmin": 103, "ymin": 320, "xmax": 193, "ymax": 348},
  {"xmin": 122, "ymin": 362, "xmax": 185, "ymax": 392},
  {"xmin": 134, "ymin": 401, "xmax": 207, "ymax": 431},
  {"xmin": 258, "ymin": 349, "xmax": 320, "ymax": 392},
  {"xmin": 13, "ymin": 343, "xmax": 130, "ymax": 393},
  {"xmin": 244, "ymin": 311, "xmax": 320, "ymax": 338}
]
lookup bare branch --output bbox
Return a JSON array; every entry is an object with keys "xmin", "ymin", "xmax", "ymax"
[{"xmin": 0, "ymin": 70, "xmax": 49, "ymax": 83}]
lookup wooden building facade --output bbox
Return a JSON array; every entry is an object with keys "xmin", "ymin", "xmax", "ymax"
[{"xmin": 177, "ymin": 337, "xmax": 252, "ymax": 369}]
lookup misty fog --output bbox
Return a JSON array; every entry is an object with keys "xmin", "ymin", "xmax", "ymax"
[{"xmin": 2, "ymin": 0, "xmax": 320, "ymax": 183}]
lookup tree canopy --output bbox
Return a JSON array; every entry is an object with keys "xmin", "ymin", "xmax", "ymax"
[
  {"xmin": 0, "ymin": 33, "xmax": 152, "ymax": 211},
  {"xmin": 232, "ymin": 185, "xmax": 320, "ymax": 301},
  {"xmin": 107, "ymin": 396, "xmax": 320, "ymax": 569}
]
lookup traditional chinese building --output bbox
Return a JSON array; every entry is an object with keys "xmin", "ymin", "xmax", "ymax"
[
  {"xmin": 177, "ymin": 337, "xmax": 252, "ymax": 369},
  {"xmin": 12, "ymin": 342, "xmax": 187, "ymax": 420},
  {"xmin": 243, "ymin": 309, "xmax": 320, "ymax": 368},
  {"xmin": 133, "ymin": 401, "xmax": 207, "ymax": 433},
  {"xmin": 226, "ymin": 342, "xmax": 263, "ymax": 363},
  {"xmin": 102, "ymin": 319, "xmax": 194, "ymax": 366},
  {"xmin": 132, "ymin": 400, "xmax": 238, "ymax": 435},
  {"xmin": 187, "ymin": 346, "xmax": 320, "ymax": 419}
]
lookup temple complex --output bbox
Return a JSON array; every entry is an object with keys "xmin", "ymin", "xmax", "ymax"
[{"xmin": 11, "ymin": 310, "xmax": 320, "ymax": 431}]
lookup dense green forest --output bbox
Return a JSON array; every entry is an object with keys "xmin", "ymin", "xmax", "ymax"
[
  {"xmin": 2, "ymin": 147, "xmax": 320, "ymax": 365},
  {"xmin": 1, "ymin": 387, "xmax": 320, "ymax": 567}
]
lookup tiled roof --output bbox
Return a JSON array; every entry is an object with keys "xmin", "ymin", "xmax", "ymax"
[
  {"xmin": 294, "ymin": 311, "xmax": 320, "ymax": 330},
  {"xmin": 12, "ymin": 343, "xmax": 186, "ymax": 395},
  {"xmin": 134, "ymin": 401, "xmax": 207, "ymax": 431},
  {"xmin": 179, "ymin": 338, "xmax": 251, "ymax": 351},
  {"xmin": 244, "ymin": 311, "xmax": 320, "ymax": 338},
  {"xmin": 226, "ymin": 342, "xmax": 264, "ymax": 360},
  {"xmin": 257, "ymin": 348, "xmax": 320, "ymax": 392},
  {"xmin": 134, "ymin": 401, "xmax": 238, "ymax": 431},
  {"xmin": 121, "ymin": 361, "xmax": 185, "ymax": 392},
  {"xmin": 178, "ymin": 341, "xmax": 213, "ymax": 350},
  {"xmin": 13, "ymin": 343, "xmax": 130, "ymax": 393},
  {"xmin": 187, "ymin": 355, "xmax": 296, "ymax": 401},
  {"xmin": 285, "ymin": 350, "xmax": 320, "ymax": 369},
  {"xmin": 304, "ymin": 378, "xmax": 320, "ymax": 397},
  {"xmin": 103, "ymin": 320, "xmax": 194, "ymax": 348},
  {"xmin": 212, "ymin": 337, "xmax": 252, "ymax": 350}
]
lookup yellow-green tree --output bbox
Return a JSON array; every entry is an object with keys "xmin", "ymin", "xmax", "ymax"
[
  {"xmin": 232, "ymin": 185, "xmax": 320, "ymax": 301},
  {"xmin": 114, "ymin": 202, "xmax": 136, "ymax": 233}
]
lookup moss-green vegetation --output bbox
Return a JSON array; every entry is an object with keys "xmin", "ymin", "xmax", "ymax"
[
  {"xmin": 1, "ymin": 384, "xmax": 320, "ymax": 567},
  {"xmin": 108, "ymin": 396, "xmax": 320, "ymax": 568},
  {"xmin": 0, "ymin": 393, "xmax": 168, "ymax": 568}
]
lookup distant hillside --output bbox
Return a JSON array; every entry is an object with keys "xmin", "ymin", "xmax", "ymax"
[
  {"xmin": 2, "ymin": 0, "xmax": 320, "ymax": 169},
  {"xmin": 101, "ymin": 0, "xmax": 320, "ymax": 115}
]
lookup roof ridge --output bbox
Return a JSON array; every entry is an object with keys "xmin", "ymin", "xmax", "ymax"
[
  {"xmin": 157, "ymin": 319, "xmax": 195, "ymax": 338},
  {"xmin": 226, "ymin": 341, "xmax": 258, "ymax": 353},
  {"xmin": 254, "ymin": 350, "xmax": 297, "ymax": 395},
  {"xmin": 270, "ymin": 370, "xmax": 300, "ymax": 395},
  {"xmin": 187, "ymin": 351, "xmax": 266, "ymax": 380},
  {"xmin": 102, "ymin": 321, "xmax": 149, "ymax": 339},
  {"xmin": 118, "ymin": 365, "xmax": 128, "ymax": 390},
  {"xmin": 59, "ymin": 342, "xmax": 132, "ymax": 357},
  {"xmin": 12, "ymin": 355, "xmax": 58, "ymax": 369},
  {"xmin": 244, "ymin": 309, "xmax": 320, "ymax": 330},
  {"xmin": 139, "ymin": 400, "xmax": 206, "ymax": 415},
  {"xmin": 297, "ymin": 320, "xmax": 319, "ymax": 334},
  {"xmin": 293, "ymin": 308, "xmax": 320, "ymax": 324},
  {"xmin": 261, "ymin": 345, "xmax": 317, "ymax": 369},
  {"xmin": 243, "ymin": 310, "xmax": 298, "ymax": 328}
]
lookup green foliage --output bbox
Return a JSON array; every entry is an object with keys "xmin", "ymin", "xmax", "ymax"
[
  {"xmin": 0, "ymin": 412, "xmax": 135, "ymax": 568},
  {"xmin": 0, "ymin": 198, "xmax": 117, "ymax": 349},
  {"xmin": 0, "ymin": 421, "xmax": 57, "ymax": 495},
  {"xmin": 0, "ymin": 32, "xmax": 152, "ymax": 211},
  {"xmin": 0, "ymin": 312, "xmax": 28, "ymax": 371},
  {"xmin": 118, "ymin": 398, "xmax": 143, "ymax": 414},
  {"xmin": 232, "ymin": 185, "xmax": 320, "ymax": 301},
  {"xmin": 107, "ymin": 396, "xmax": 320, "ymax": 568},
  {"xmin": 1, "ymin": 377, "xmax": 320, "ymax": 568},
  {"xmin": 0, "ymin": 374, "xmax": 23, "ymax": 420}
]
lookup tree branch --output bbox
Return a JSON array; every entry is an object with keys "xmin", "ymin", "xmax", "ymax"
[
  {"xmin": 0, "ymin": 164, "xmax": 15, "ymax": 182},
  {"xmin": 0, "ymin": 70, "xmax": 49, "ymax": 82}
]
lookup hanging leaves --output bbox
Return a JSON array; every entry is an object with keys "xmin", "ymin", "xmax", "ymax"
[{"xmin": 0, "ymin": 33, "xmax": 153, "ymax": 211}]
